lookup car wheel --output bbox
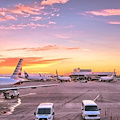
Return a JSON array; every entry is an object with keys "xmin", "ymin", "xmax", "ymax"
[
  {"xmin": 11, "ymin": 95, "xmax": 14, "ymax": 99},
  {"xmin": 5, "ymin": 96, "xmax": 8, "ymax": 99},
  {"xmin": 17, "ymin": 94, "xmax": 19, "ymax": 98}
]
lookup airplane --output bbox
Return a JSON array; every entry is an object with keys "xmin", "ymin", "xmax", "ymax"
[
  {"xmin": 0, "ymin": 59, "xmax": 58, "ymax": 99},
  {"xmin": 24, "ymin": 71, "xmax": 46, "ymax": 81},
  {"xmin": 99, "ymin": 69, "xmax": 117, "ymax": 82},
  {"xmin": 56, "ymin": 70, "xmax": 71, "ymax": 82},
  {"xmin": 39, "ymin": 73, "xmax": 53, "ymax": 81}
]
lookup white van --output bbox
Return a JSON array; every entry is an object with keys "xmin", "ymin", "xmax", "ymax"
[
  {"xmin": 81, "ymin": 100, "xmax": 101, "ymax": 120},
  {"xmin": 34, "ymin": 103, "xmax": 54, "ymax": 120}
]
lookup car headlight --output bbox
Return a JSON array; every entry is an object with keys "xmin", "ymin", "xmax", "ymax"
[
  {"xmin": 85, "ymin": 114, "xmax": 88, "ymax": 117},
  {"xmin": 48, "ymin": 116, "xmax": 52, "ymax": 119},
  {"xmin": 97, "ymin": 114, "xmax": 100, "ymax": 117},
  {"xmin": 35, "ymin": 117, "xmax": 39, "ymax": 120}
]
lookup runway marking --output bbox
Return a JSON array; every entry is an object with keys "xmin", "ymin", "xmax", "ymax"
[
  {"xmin": 9, "ymin": 98, "xmax": 21, "ymax": 114},
  {"xmin": 55, "ymin": 111, "xmax": 81, "ymax": 115},
  {"xmin": 1, "ymin": 98, "xmax": 21, "ymax": 115},
  {"xmin": 94, "ymin": 95, "xmax": 100, "ymax": 101},
  {"xmin": 20, "ymin": 93, "xmax": 36, "ymax": 97}
]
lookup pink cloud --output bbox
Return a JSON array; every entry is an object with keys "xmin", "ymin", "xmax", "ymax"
[
  {"xmin": 0, "ymin": 25, "xmax": 22, "ymax": 30},
  {"xmin": 108, "ymin": 21, "xmax": 120, "ymax": 24},
  {"xmin": 56, "ymin": 13, "xmax": 60, "ymax": 16},
  {"xmin": 4, "ymin": 45, "xmax": 80, "ymax": 52},
  {"xmin": 3, "ymin": 4, "xmax": 41, "ymax": 16},
  {"xmin": 15, "ymin": 4, "xmax": 40, "ymax": 15},
  {"xmin": 21, "ymin": 22, "xmax": 49, "ymax": 28},
  {"xmin": 0, "ymin": 3, "xmax": 61, "ymax": 24},
  {"xmin": 41, "ymin": 0, "xmax": 69, "ymax": 5},
  {"xmin": 4, "ymin": 45, "xmax": 59, "ymax": 51},
  {"xmin": 0, "ymin": 9, "xmax": 5, "ymax": 16},
  {"xmin": 85, "ymin": 9, "xmax": 120, "ymax": 16},
  {"xmin": 0, "ymin": 23, "xmax": 49, "ymax": 30},
  {"xmin": 0, "ymin": 15, "xmax": 17, "ymax": 22},
  {"xmin": 0, "ymin": 4, "xmax": 43, "ymax": 20},
  {"xmin": 49, "ymin": 21, "xmax": 56, "ymax": 24},
  {"xmin": 31, "ymin": 16, "xmax": 43, "ymax": 21},
  {"xmin": 55, "ymin": 34, "xmax": 70, "ymax": 39}
]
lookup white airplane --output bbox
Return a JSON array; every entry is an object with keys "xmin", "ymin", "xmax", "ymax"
[
  {"xmin": 0, "ymin": 59, "xmax": 58, "ymax": 99},
  {"xmin": 39, "ymin": 74, "xmax": 53, "ymax": 81},
  {"xmin": 99, "ymin": 69, "xmax": 116, "ymax": 82},
  {"xmin": 56, "ymin": 70, "xmax": 71, "ymax": 82},
  {"xmin": 24, "ymin": 71, "xmax": 46, "ymax": 81}
]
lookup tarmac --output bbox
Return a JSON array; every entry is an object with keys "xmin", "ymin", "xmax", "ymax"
[{"xmin": 0, "ymin": 80, "xmax": 120, "ymax": 120}]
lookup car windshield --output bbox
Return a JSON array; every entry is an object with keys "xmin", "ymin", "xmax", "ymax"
[
  {"xmin": 37, "ymin": 108, "xmax": 51, "ymax": 114},
  {"xmin": 85, "ymin": 106, "xmax": 98, "ymax": 111}
]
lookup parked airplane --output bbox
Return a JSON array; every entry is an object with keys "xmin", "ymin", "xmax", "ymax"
[
  {"xmin": 24, "ymin": 71, "xmax": 46, "ymax": 81},
  {"xmin": 99, "ymin": 69, "xmax": 116, "ymax": 82},
  {"xmin": 39, "ymin": 74, "xmax": 53, "ymax": 81},
  {"xmin": 0, "ymin": 59, "xmax": 58, "ymax": 99},
  {"xmin": 56, "ymin": 70, "xmax": 71, "ymax": 82}
]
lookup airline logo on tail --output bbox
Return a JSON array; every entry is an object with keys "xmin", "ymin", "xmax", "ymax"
[
  {"xmin": 11, "ymin": 59, "xmax": 23, "ymax": 79},
  {"xmin": 24, "ymin": 71, "xmax": 29, "ymax": 78}
]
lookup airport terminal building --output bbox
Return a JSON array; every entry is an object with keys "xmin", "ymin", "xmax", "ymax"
[{"xmin": 69, "ymin": 68, "xmax": 114, "ymax": 80}]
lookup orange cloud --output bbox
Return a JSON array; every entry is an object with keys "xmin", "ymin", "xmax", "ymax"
[
  {"xmin": 3, "ymin": 3, "xmax": 41, "ymax": 16},
  {"xmin": 0, "ymin": 4, "xmax": 45, "ymax": 23},
  {"xmin": 4, "ymin": 45, "xmax": 80, "ymax": 51},
  {"xmin": 85, "ymin": 9, "xmax": 120, "ymax": 16},
  {"xmin": 14, "ymin": 4, "xmax": 40, "ymax": 15},
  {"xmin": 41, "ymin": 0, "xmax": 69, "ymax": 5},
  {"xmin": 0, "ymin": 57, "xmax": 70, "ymax": 67},
  {"xmin": 108, "ymin": 21, "xmax": 120, "ymax": 24},
  {"xmin": 65, "ymin": 47, "xmax": 80, "ymax": 50},
  {"xmin": 0, "ymin": 15, "xmax": 17, "ymax": 22},
  {"xmin": 0, "ymin": 58, "xmax": 21, "ymax": 67}
]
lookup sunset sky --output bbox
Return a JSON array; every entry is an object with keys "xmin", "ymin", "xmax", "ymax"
[{"xmin": 0, "ymin": 0, "xmax": 120, "ymax": 75}]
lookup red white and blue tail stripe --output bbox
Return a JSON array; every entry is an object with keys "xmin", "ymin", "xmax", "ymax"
[{"xmin": 11, "ymin": 59, "xmax": 23, "ymax": 79}]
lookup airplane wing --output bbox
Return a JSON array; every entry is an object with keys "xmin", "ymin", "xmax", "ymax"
[{"xmin": 0, "ymin": 84, "xmax": 59, "ymax": 91}]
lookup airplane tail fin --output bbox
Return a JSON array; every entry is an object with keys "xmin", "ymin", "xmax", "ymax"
[
  {"xmin": 24, "ymin": 71, "xmax": 29, "ymax": 78},
  {"xmin": 39, "ymin": 73, "xmax": 46, "ymax": 81},
  {"xmin": 112, "ymin": 69, "xmax": 116, "ymax": 77},
  {"xmin": 56, "ymin": 70, "xmax": 58, "ymax": 77},
  {"xmin": 39, "ymin": 73, "xmax": 42, "ymax": 77},
  {"xmin": 11, "ymin": 59, "xmax": 23, "ymax": 79}
]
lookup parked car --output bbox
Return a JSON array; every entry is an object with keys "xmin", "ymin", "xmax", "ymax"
[
  {"xmin": 34, "ymin": 103, "xmax": 54, "ymax": 120},
  {"xmin": 81, "ymin": 100, "xmax": 101, "ymax": 120}
]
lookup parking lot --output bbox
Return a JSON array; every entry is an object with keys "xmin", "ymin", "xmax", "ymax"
[{"xmin": 0, "ymin": 81, "xmax": 120, "ymax": 120}]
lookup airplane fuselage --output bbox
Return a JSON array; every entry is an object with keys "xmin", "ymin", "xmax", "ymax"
[
  {"xmin": 27, "ymin": 76, "xmax": 44, "ymax": 81},
  {"xmin": 100, "ymin": 76, "xmax": 113, "ymax": 81},
  {"xmin": 57, "ymin": 76, "xmax": 71, "ymax": 81}
]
